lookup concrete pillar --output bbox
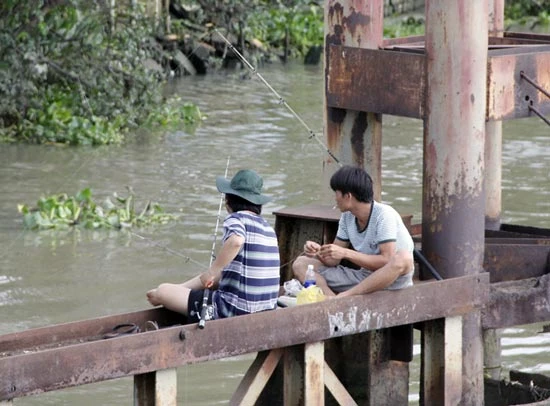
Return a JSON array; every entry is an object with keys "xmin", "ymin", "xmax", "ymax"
[
  {"xmin": 323, "ymin": 0, "xmax": 384, "ymax": 201},
  {"xmin": 423, "ymin": 1, "xmax": 488, "ymax": 404}
]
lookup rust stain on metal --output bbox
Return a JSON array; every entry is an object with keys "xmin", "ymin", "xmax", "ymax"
[
  {"xmin": 342, "ymin": 8, "xmax": 370, "ymax": 47},
  {"xmin": 351, "ymin": 112, "xmax": 367, "ymax": 166}
]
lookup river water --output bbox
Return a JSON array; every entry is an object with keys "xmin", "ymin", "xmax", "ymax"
[{"xmin": 0, "ymin": 61, "xmax": 549, "ymax": 405}]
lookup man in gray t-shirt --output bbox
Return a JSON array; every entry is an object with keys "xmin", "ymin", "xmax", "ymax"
[{"xmin": 292, "ymin": 165, "xmax": 414, "ymax": 297}]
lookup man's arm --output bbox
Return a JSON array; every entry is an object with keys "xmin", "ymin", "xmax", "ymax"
[
  {"xmin": 318, "ymin": 240, "xmax": 396, "ymax": 270},
  {"xmin": 337, "ymin": 250, "xmax": 414, "ymax": 297}
]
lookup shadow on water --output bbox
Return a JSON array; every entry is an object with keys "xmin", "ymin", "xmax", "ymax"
[{"xmin": 0, "ymin": 61, "xmax": 549, "ymax": 404}]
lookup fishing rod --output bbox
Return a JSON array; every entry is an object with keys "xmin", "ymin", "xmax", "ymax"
[
  {"xmin": 198, "ymin": 156, "xmax": 231, "ymax": 329},
  {"xmin": 213, "ymin": 28, "xmax": 342, "ymax": 166}
]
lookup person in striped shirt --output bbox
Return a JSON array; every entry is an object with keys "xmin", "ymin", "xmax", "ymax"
[
  {"xmin": 147, "ymin": 169, "xmax": 280, "ymax": 321},
  {"xmin": 292, "ymin": 165, "xmax": 414, "ymax": 298}
]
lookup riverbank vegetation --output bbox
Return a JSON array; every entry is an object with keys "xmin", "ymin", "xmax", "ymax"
[{"xmin": 1, "ymin": 0, "xmax": 548, "ymax": 146}]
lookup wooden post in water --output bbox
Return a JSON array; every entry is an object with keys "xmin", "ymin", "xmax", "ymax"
[{"xmin": 422, "ymin": 1, "xmax": 488, "ymax": 404}]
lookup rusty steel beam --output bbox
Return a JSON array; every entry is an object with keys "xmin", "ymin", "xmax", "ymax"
[
  {"xmin": 487, "ymin": 46, "xmax": 550, "ymax": 120},
  {"xmin": 326, "ymin": 44, "xmax": 550, "ymax": 122},
  {"xmin": 0, "ymin": 308, "xmax": 183, "ymax": 355},
  {"xmin": 326, "ymin": 45, "xmax": 425, "ymax": 118},
  {"xmin": 0, "ymin": 274, "xmax": 488, "ymax": 401},
  {"xmin": 504, "ymin": 32, "xmax": 550, "ymax": 42},
  {"xmin": 383, "ymin": 35, "xmax": 425, "ymax": 47},
  {"xmin": 482, "ymin": 275, "xmax": 550, "ymax": 329},
  {"xmin": 484, "ymin": 244, "xmax": 550, "ymax": 282}
]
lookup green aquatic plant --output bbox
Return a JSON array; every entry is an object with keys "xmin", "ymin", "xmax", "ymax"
[{"xmin": 18, "ymin": 188, "xmax": 178, "ymax": 230}]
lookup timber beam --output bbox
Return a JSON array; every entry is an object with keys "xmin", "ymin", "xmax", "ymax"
[
  {"xmin": 326, "ymin": 33, "xmax": 550, "ymax": 121},
  {"xmin": 0, "ymin": 273, "xmax": 488, "ymax": 401}
]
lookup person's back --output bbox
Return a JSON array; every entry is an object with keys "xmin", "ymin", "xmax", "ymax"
[{"xmin": 214, "ymin": 211, "xmax": 280, "ymax": 317}]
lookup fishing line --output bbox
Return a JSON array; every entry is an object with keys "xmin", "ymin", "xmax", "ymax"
[
  {"xmin": 213, "ymin": 28, "xmax": 342, "ymax": 166},
  {"xmin": 127, "ymin": 230, "xmax": 208, "ymax": 270},
  {"xmin": 199, "ymin": 156, "xmax": 231, "ymax": 329}
]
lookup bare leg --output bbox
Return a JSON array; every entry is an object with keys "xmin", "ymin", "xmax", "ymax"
[
  {"xmin": 146, "ymin": 283, "xmax": 192, "ymax": 315},
  {"xmin": 338, "ymin": 250, "xmax": 414, "ymax": 297},
  {"xmin": 292, "ymin": 256, "xmax": 336, "ymax": 297}
]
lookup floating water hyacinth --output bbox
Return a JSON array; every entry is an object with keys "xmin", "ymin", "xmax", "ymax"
[{"xmin": 17, "ymin": 187, "xmax": 178, "ymax": 230}]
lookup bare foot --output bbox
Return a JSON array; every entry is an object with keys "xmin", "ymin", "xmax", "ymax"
[{"xmin": 146, "ymin": 289, "xmax": 161, "ymax": 306}]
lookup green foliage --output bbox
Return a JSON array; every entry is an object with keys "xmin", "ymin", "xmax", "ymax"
[
  {"xmin": 18, "ymin": 188, "xmax": 178, "ymax": 230},
  {"xmin": 144, "ymin": 97, "xmax": 205, "ymax": 128},
  {"xmin": 384, "ymin": 16, "xmax": 425, "ymax": 38},
  {"xmin": 246, "ymin": 1, "xmax": 324, "ymax": 57},
  {"xmin": 0, "ymin": 0, "xmax": 203, "ymax": 145},
  {"xmin": 505, "ymin": 0, "xmax": 550, "ymax": 30}
]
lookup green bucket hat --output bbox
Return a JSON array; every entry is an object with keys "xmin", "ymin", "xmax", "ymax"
[{"xmin": 216, "ymin": 169, "xmax": 271, "ymax": 205}]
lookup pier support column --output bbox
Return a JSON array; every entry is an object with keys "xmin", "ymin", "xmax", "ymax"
[
  {"xmin": 423, "ymin": 1, "xmax": 488, "ymax": 404},
  {"xmin": 324, "ymin": 0, "xmax": 384, "ymax": 200},
  {"xmin": 134, "ymin": 368, "xmax": 177, "ymax": 406},
  {"xmin": 484, "ymin": 0, "xmax": 505, "ymax": 382},
  {"xmin": 421, "ymin": 316, "xmax": 463, "ymax": 405},
  {"xmin": 485, "ymin": 0, "xmax": 505, "ymax": 232}
]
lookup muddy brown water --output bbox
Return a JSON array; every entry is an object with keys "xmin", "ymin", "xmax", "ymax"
[{"xmin": 1, "ymin": 61, "xmax": 549, "ymax": 404}]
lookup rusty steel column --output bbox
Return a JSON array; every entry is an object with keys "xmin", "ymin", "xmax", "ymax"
[
  {"xmin": 423, "ymin": 1, "xmax": 488, "ymax": 405},
  {"xmin": 324, "ymin": 0, "xmax": 384, "ymax": 201},
  {"xmin": 324, "ymin": 4, "xmax": 409, "ymax": 403},
  {"xmin": 484, "ymin": 0, "xmax": 505, "ymax": 385},
  {"xmin": 485, "ymin": 0, "xmax": 504, "ymax": 231}
]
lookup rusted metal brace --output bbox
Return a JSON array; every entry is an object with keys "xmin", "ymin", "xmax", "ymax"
[
  {"xmin": 520, "ymin": 71, "xmax": 550, "ymax": 126},
  {"xmin": 413, "ymin": 248, "xmax": 443, "ymax": 281}
]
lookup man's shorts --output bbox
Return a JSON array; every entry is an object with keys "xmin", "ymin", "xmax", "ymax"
[
  {"xmin": 317, "ymin": 265, "xmax": 413, "ymax": 293},
  {"xmin": 187, "ymin": 289, "xmax": 214, "ymax": 323}
]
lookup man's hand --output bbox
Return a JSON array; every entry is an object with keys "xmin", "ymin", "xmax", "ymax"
[
  {"xmin": 199, "ymin": 270, "xmax": 215, "ymax": 289},
  {"xmin": 303, "ymin": 240, "xmax": 321, "ymax": 257},
  {"xmin": 318, "ymin": 243, "xmax": 346, "ymax": 262}
]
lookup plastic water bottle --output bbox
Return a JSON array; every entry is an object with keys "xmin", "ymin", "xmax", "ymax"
[{"xmin": 303, "ymin": 264, "xmax": 316, "ymax": 288}]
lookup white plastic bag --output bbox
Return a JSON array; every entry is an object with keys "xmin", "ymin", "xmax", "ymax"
[{"xmin": 283, "ymin": 279, "xmax": 303, "ymax": 297}]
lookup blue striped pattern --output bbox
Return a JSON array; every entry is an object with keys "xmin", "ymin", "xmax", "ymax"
[{"xmin": 213, "ymin": 212, "xmax": 280, "ymax": 318}]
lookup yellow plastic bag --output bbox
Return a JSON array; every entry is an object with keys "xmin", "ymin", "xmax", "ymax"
[{"xmin": 296, "ymin": 286, "xmax": 325, "ymax": 305}]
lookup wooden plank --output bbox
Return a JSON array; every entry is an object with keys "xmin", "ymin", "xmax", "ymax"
[
  {"xmin": 326, "ymin": 45, "xmax": 425, "ymax": 119},
  {"xmin": 0, "ymin": 273, "xmax": 488, "ymax": 400},
  {"xmin": 230, "ymin": 349, "xmax": 282, "ymax": 405},
  {"xmin": 304, "ymin": 342, "xmax": 324, "ymax": 405}
]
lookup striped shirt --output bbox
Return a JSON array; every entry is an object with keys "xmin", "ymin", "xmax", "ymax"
[
  {"xmin": 336, "ymin": 201, "xmax": 414, "ymax": 266},
  {"xmin": 212, "ymin": 211, "xmax": 280, "ymax": 318}
]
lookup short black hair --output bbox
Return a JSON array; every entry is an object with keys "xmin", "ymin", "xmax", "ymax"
[
  {"xmin": 225, "ymin": 194, "xmax": 262, "ymax": 214},
  {"xmin": 329, "ymin": 165, "xmax": 373, "ymax": 203}
]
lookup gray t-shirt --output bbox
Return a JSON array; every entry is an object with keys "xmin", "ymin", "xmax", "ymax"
[{"xmin": 336, "ymin": 201, "xmax": 414, "ymax": 263}]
